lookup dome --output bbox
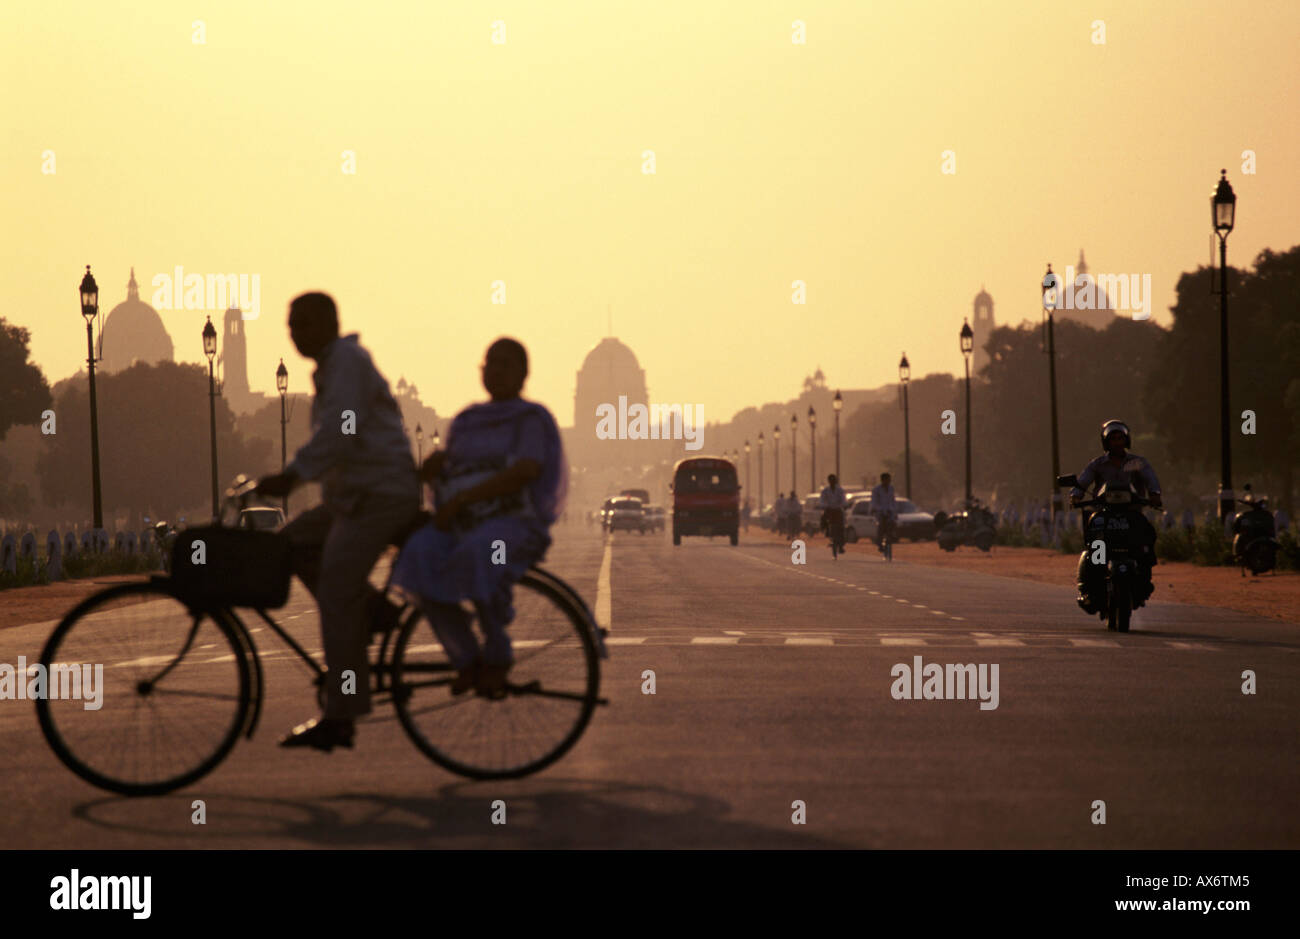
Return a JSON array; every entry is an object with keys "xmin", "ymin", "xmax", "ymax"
[
  {"xmin": 578, "ymin": 337, "xmax": 643, "ymax": 377},
  {"xmin": 573, "ymin": 336, "xmax": 648, "ymax": 429},
  {"xmin": 100, "ymin": 269, "xmax": 175, "ymax": 373}
]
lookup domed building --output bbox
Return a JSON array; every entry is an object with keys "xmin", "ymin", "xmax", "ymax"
[
  {"xmin": 568, "ymin": 335, "xmax": 661, "ymax": 487},
  {"xmin": 1056, "ymin": 249, "xmax": 1120, "ymax": 331},
  {"xmin": 573, "ymin": 336, "xmax": 648, "ymax": 432},
  {"xmin": 100, "ymin": 269, "xmax": 175, "ymax": 374}
]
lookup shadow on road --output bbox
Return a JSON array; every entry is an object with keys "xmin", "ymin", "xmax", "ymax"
[{"xmin": 69, "ymin": 777, "xmax": 851, "ymax": 848}]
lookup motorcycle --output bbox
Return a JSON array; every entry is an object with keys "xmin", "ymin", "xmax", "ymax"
[
  {"xmin": 934, "ymin": 502, "xmax": 996, "ymax": 552},
  {"xmin": 1232, "ymin": 489, "xmax": 1278, "ymax": 576},
  {"xmin": 1057, "ymin": 475, "xmax": 1152, "ymax": 633},
  {"xmin": 151, "ymin": 520, "xmax": 180, "ymax": 573}
]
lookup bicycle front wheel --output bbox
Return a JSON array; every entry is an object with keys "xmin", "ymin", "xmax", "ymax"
[
  {"xmin": 392, "ymin": 572, "xmax": 599, "ymax": 779},
  {"xmin": 35, "ymin": 581, "xmax": 251, "ymax": 796}
]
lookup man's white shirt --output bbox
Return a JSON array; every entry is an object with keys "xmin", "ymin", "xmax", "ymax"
[
  {"xmin": 818, "ymin": 485, "xmax": 847, "ymax": 509},
  {"xmin": 870, "ymin": 483, "xmax": 897, "ymax": 517}
]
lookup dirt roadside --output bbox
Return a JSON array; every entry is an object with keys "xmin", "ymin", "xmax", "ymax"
[
  {"xmin": 749, "ymin": 529, "xmax": 1300, "ymax": 626},
  {"xmin": 1, "ymin": 575, "xmax": 152, "ymax": 630}
]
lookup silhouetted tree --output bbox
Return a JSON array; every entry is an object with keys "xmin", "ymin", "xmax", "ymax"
[
  {"xmin": 36, "ymin": 360, "xmax": 272, "ymax": 524},
  {"xmin": 0, "ymin": 318, "xmax": 52, "ymax": 441}
]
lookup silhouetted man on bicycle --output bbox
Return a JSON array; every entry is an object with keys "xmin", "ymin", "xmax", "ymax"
[
  {"xmin": 818, "ymin": 474, "xmax": 847, "ymax": 555},
  {"xmin": 870, "ymin": 472, "xmax": 898, "ymax": 554},
  {"xmin": 256, "ymin": 292, "xmax": 421, "ymax": 751}
]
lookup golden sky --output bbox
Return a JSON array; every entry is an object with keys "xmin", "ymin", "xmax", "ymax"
[{"xmin": 4, "ymin": 0, "xmax": 1298, "ymax": 425}]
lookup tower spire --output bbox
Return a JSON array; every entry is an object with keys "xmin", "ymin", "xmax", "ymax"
[{"xmin": 127, "ymin": 267, "xmax": 139, "ymax": 301}]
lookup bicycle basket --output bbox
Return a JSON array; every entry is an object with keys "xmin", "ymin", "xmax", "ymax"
[{"xmin": 170, "ymin": 526, "xmax": 292, "ymax": 609}]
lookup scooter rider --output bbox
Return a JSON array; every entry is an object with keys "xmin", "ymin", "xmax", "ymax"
[{"xmin": 1069, "ymin": 419, "xmax": 1163, "ymax": 613}]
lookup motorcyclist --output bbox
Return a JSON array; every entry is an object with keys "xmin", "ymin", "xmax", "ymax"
[{"xmin": 1069, "ymin": 419, "xmax": 1162, "ymax": 613}]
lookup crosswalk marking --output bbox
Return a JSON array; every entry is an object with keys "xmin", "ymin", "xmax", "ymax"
[
  {"xmin": 975, "ymin": 638, "xmax": 1025, "ymax": 647},
  {"xmin": 881, "ymin": 637, "xmax": 928, "ymax": 645},
  {"xmin": 1068, "ymin": 638, "xmax": 1120, "ymax": 648},
  {"xmin": 784, "ymin": 637, "xmax": 833, "ymax": 646},
  {"xmin": 690, "ymin": 637, "xmax": 740, "ymax": 645},
  {"xmin": 1166, "ymin": 641, "xmax": 1218, "ymax": 651}
]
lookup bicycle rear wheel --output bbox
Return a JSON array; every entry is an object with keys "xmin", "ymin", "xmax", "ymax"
[
  {"xmin": 35, "ymin": 581, "xmax": 251, "ymax": 796},
  {"xmin": 391, "ymin": 572, "xmax": 599, "ymax": 779}
]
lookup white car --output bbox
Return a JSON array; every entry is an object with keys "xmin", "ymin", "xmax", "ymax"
[
  {"xmin": 606, "ymin": 497, "xmax": 648, "ymax": 533},
  {"xmin": 844, "ymin": 498, "xmax": 879, "ymax": 543},
  {"xmin": 239, "ymin": 507, "xmax": 286, "ymax": 531},
  {"xmin": 843, "ymin": 496, "xmax": 936, "ymax": 542}
]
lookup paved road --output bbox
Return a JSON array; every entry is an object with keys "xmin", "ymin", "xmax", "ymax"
[{"xmin": 2, "ymin": 525, "xmax": 1297, "ymax": 848}]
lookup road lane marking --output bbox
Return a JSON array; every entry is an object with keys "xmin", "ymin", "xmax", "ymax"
[
  {"xmin": 595, "ymin": 534, "xmax": 613, "ymax": 632},
  {"xmin": 724, "ymin": 630, "xmax": 746, "ymax": 635},
  {"xmin": 881, "ymin": 637, "xmax": 928, "ymax": 645},
  {"xmin": 604, "ymin": 636, "xmax": 646, "ymax": 645},
  {"xmin": 784, "ymin": 637, "xmax": 833, "ymax": 646},
  {"xmin": 691, "ymin": 637, "xmax": 740, "ymax": 645},
  {"xmin": 1166, "ymin": 641, "xmax": 1218, "ymax": 651},
  {"xmin": 1069, "ymin": 638, "xmax": 1120, "ymax": 647},
  {"xmin": 975, "ymin": 638, "xmax": 1025, "ymax": 646}
]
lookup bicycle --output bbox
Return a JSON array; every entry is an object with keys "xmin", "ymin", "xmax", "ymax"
[
  {"xmin": 35, "ymin": 479, "xmax": 608, "ymax": 796},
  {"xmin": 822, "ymin": 508, "xmax": 846, "ymax": 559},
  {"xmin": 875, "ymin": 513, "xmax": 896, "ymax": 562}
]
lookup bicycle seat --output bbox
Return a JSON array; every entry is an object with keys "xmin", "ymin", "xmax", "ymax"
[{"xmin": 391, "ymin": 510, "xmax": 434, "ymax": 547}]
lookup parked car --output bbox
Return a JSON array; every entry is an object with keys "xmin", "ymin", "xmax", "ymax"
[
  {"xmin": 621, "ymin": 488, "xmax": 651, "ymax": 505},
  {"xmin": 842, "ymin": 496, "xmax": 937, "ymax": 543},
  {"xmin": 239, "ymin": 506, "xmax": 286, "ymax": 531},
  {"xmin": 606, "ymin": 496, "xmax": 648, "ymax": 533},
  {"xmin": 643, "ymin": 504, "xmax": 667, "ymax": 532},
  {"xmin": 936, "ymin": 504, "xmax": 996, "ymax": 552}
]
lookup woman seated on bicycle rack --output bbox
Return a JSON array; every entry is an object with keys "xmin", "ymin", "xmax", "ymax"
[{"xmin": 391, "ymin": 338, "xmax": 567, "ymax": 700}]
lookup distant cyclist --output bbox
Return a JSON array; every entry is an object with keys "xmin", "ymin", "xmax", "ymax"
[
  {"xmin": 818, "ymin": 474, "xmax": 848, "ymax": 556},
  {"xmin": 870, "ymin": 472, "xmax": 898, "ymax": 554}
]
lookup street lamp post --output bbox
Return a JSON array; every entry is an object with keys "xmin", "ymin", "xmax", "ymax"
[
  {"xmin": 415, "ymin": 423, "xmax": 424, "ymax": 508},
  {"xmin": 78, "ymin": 267, "xmax": 104, "ymax": 530},
  {"xmin": 773, "ymin": 424, "xmax": 781, "ymax": 496},
  {"xmin": 1213, "ymin": 169, "xmax": 1237, "ymax": 522},
  {"xmin": 276, "ymin": 359, "xmax": 289, "ymax": 515},
  {"xmin": 1042, "ymin": 264, "xmax": 1062, "ymax": 519},
  {"xmin": 790, "ymin": 413, "xmax": 798, "ymax": 495},
  {"xmin": 960, "ymin": 319, "xmax": 974, "ymax": 507},
  {"xmin": 744, "ymin": 439, "xmax": 751, "ymax": 510},
  {"xmin": 808, "ymin": 406, "xmax": 817, "ymax": 490},
  {"xmin": 757, "ymin": 432, "xmax": 765, "ymax": 511},
  {"xmin": 833, "ymin": 390, "xmax": 843, "ymax": 479},
  {"xmin": 202, "ymin": 317, "xmax": 220, "ymax": 518},
  {"xmin": 899, "ymin": 354, "xmax": 912, "ymax": 499}
]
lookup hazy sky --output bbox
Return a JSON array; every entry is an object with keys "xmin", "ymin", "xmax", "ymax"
[{"xmin": 4, "ymin": 0, "xmax": 1297, "ymax": 426}]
